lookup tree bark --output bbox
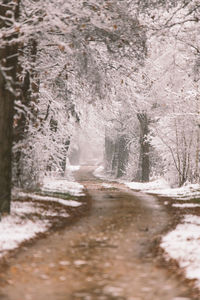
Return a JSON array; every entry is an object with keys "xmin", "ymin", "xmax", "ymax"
[
  {"xmin": 105, "ymin": 132, "xmax": 129, "ymax": 178},
  {"xmin": 137, "ymin": 113, "xmax": 150, "ymax": 182},
  {"xmin": 0, "ymin": 1, "xmax": 20, "ymax": 213},
  {"xmin": 116, "ymin": 135, "xmax": 129, "ymax": 178}
]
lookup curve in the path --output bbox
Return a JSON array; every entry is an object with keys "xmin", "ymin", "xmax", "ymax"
[{"xmin": 0, "ymin": 166, "xmax": 196, "ymax": 300}]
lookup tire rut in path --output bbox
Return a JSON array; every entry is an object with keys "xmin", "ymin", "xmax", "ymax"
[{"xmin": 0, "ymin": 167, "xmax": 197, "ymax": 300}]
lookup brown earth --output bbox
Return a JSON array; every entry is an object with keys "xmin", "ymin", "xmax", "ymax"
[{"xmin": 0, "ymin": 166, "xmax": 199, "ymax": 300}]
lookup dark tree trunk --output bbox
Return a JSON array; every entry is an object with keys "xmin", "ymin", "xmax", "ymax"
[
  {"xmin": 0, "ymin": 1, "xmax": 20, "ymax": 213},
  {"xmin": 137, "ymin": 113, "xmax": 150, "ymax": 182},
  {"xmin": 116, "ymin": 135, "xmax": 129, "ymax": 178},
  {"xmin": 111, "ymin": 141, "xmax": 119, "ymax": 176}
]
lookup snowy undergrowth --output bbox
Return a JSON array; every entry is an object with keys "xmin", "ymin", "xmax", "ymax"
[
  {"xmin": 0, "ymin": 200, "xmax": 70, "ymax": 258},
  {"xmin": 172, "ymin": 203, "xmax": 200, "ymax": 208},
  {"xmin": 12, "ymin": 201, "xmax": 69, "ymax": 216},
  {"xmin": 0, "ymin": 171, "xmax": 84, "ymax": 259},
  {"xmin": 42, "ymin": 177, "xmax": 84, "ymax": 196},
  {"xmin": 0, "ymin": 202, "xmax": 50, "ymax": 258},
  {"xmin": 16, "ymin": 192, "xmax": 82, "ymax": 207},
  {"xmin": 146, "ymin": 183, "xmax": 200, "ymax": 200},
  {"xmin": 125, "ymin": 178, "xmax": 170, "ymax": 192},
  {"xmin": 161, "ymin": 215, "xmax": 200, "ymax": 289},
  {"xmin": 41, "ymin": 165, "xmax": 84, "ymax": 198},
  {"xmin": 125, "ymin": 179, "xmax": 200, "ymax": 201}
]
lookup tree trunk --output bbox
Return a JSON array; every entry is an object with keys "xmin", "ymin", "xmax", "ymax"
[
  {"xmin": 0, "ymin": 1, "xmax": 20, "ymax": 213},
  {"xmin": 137, "ymin": 113, "xmax": 150, "ymax": 182},
  {"xmin": 105, "ymin": 133, "xmax": 129, "ymax": 178},
  {"xmin": 104, "ymin": 134, "xmax": 115, "ymax": 174},
  {"xmin": 60, "ymin": 139, "xmax": 70, "ymax": 176},
  {"xmin": 116, "ymin": 135, "xmax": 129, "ymax": 178},
  {"xmin": 111, "ymin": 141, "xmax": 118, "ymax": 176}
]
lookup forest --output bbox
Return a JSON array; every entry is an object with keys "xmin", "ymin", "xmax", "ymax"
[
  {"xmin": 1, "ymin": 1, "xmax": 200, "ymax": 299},
  {"xmin": 0, "ymin": 0, "xmax": 200, "ymax": 210}
]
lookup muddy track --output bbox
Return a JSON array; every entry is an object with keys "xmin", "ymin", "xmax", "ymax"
[{"xmin": 0, "ymin": 167, "xmax": 198, "ymax": 300}]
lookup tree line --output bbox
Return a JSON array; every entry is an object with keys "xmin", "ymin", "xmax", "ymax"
[{"xmin": 0, "ymin": 0, "xmax": 199, "ymax": 214}]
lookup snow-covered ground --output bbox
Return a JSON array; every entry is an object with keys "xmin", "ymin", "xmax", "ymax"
[
  {"xmin": 161, "ymin": 215, "xmax": 200, "ymax": 289},
  {"xmin": 145, "ymin": 183, "xmax": 200, "ymax": 200},
  {"xmin": 172, "ymin": 203, "xmax": 200, "ymax": 208},
  {"xmin": 0, "ymin": 198, "xmax": 71, "ymax": 258},
  {"xmin": 16, "ymin": 191, "xmax": 82, "ymax": 207},
  {"xmin": 93, "ymin": 165, "xmax": 106, "ymax": 179},
  {"xmin": 0, "ymin": 209, "xmax": 50, "ymax": 257},
  {"xmin": 101, "ymin": 183, "xmax": 115, "ymax": 189},
  {"xmin": 12, "ymin": 201, "xmax": 69, "ymax": 217},
  {"xmin": 125, "ymin": 178, "xmax": 170, "ymax": 192},
  {"xmin": 42, "ymin": 177, "xmax": 84, "ymax": 196},
  {"xmin": 125, "ymin": 180, "xmax": 200, "ymax": 200},
  {"xmin": 0, "ymin": 169, "xmax": 84, "ymax": 259}
]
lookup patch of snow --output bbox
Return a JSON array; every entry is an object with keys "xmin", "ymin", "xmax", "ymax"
[
  {"xmin": 13, "ymin": 201, "xmax": 69, "ymax": 217},
  {"xmin": 0, "ymin": 215, "xmax": 49, "ymax": 257},
  {"xmin": 65, "ymin": 165, "xmax": 80, "ymax": 171},
  {"xmin": 16, "ymin": 192, "xmax": 82, "ymax": 207},
  {"xmin": 148, "ymin": 184, "xmax": 200, "ymax": 200},
  {"xmin": 185, "ymin": 215, "xmax": 200, "ymax": 225},
  {"xmin": 125, "ymin": 178, "xmax": 170, "ymax": 192},
  {"xmin": 42, "ymin": 177, "xmax": 84, "ymax": 196},
  {"xmin": 41, "ymin": 210, "xmax": 69, "ymax": 217},
  {"xmin": 12, "ymin": 202, "xmax": 40, "ymax": 214},
  {"xmin": 161, "ymin": 215, "xmax": 200, "ymax": 288},
  {"xmin": 0, "ymin": 195, "xmax": 73, "ymax": 258},
  {"xmin": 3, "ymin": 177, "xmax": 85, "ymax": 259},
  {"xmin": 102, "ymin": 183, "xmax": 114, "ymax": 189},
  {"xmin": 93, "ymin": 165, "xmax": 104, "ymax": 178},
  {"xmin": 125, "ymin": 179, "xmax": 200, "ymax": 201},
  {"xmin": 172, "ymin": 203, "xmax": 200, "ymax": 208},
  {"xmin": 12, "ymin": 201, "xmax": 69, "ymax": 217}
]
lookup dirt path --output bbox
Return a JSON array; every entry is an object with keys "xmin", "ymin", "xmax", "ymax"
[{"xmin": 0, "ymin": 167, "xmax": 197, "ymax": 300}]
